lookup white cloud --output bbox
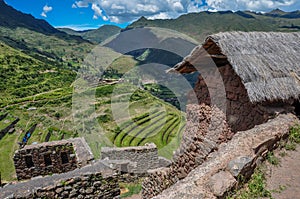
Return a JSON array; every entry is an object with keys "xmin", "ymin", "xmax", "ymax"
[
  {"xmin": 41, "ymin": 5, "xmax": 53, "ymax": 18},
  {"xmin": 56, "ymin": 24, "xmax": 98, "ymax": 31},
  {"xmin": 71, "ymin": 0, "xmax": 300, "ymax": 23},
  {"xmin": 72, "ymin": 0, "xmax": 206, "ymax": 23},
  {"xmin": 205, "ymin": 0, "xmax": 297, "ymax": 12}
]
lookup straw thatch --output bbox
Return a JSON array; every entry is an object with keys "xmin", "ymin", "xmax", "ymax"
[{"xmin": 172, "ymin": 31, "xmax": 300, "ymax": 103}]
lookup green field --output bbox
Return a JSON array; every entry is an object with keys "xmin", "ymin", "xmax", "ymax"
[{"xmin": 0, "ymin": 45, "xmax": 185, "ymax": 181}]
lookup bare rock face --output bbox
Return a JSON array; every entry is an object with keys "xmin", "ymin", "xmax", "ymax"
[
  {"xmin": 227, "ymin": 156, "xmax": 253, "ymax": 178},
  {"xmin": 209, "ymin": 171, "xmax": 237, "ymax": 196}
]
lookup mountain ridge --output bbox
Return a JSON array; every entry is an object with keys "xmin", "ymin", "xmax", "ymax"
[
  {"xmin": 58, "ymin": 25, "xmax": 121, "ymax": 43},
  {"xmin": 127, "ymin": 10, "xmax": 300, "ymax": 42}
]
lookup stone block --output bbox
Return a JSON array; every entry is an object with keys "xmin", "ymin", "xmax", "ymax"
[
  {"xmin": 209, "ymin": 171, "xmax": 237, "ymax": 197},
  {"xmin": 227, "ymin": 156, "xmax": 253, "ymax": 178}
]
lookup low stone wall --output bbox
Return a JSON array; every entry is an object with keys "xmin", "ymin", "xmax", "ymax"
[
  {"xmin": 29, "ymin": 172, "xmax": 119, "ymax": 199},
  {"xmin": 101, "ymin": 143, "xmax": 164, "ymax": 174},
  {"xmin": 142, "ymin": 104, "xmax": 233, "ymax": 198},
  {"xmin": 152, "ymin": 113, "xmax": 298, "ymax": 198},
  {"xmin": 0, "ymin": 161, "xmax": 119, "ymax": 199},
  {"xmin": 0, "ymin": 117, "xmax": 19, "ymax": 140}
]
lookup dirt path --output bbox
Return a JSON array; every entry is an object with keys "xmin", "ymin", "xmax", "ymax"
[{"xmin": 265, "ymin": 145, "xmax": 300, "ymax": 199}]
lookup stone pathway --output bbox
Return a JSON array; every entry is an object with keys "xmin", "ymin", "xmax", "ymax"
[{"xmin": 265, "ymin": 145, "xmax": 300, "ymax": 199}]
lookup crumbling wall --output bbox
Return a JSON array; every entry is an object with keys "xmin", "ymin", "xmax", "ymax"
[
  {"xmin": 14, "ymin": 142, "xmax": 78, "ymax": 180},
  {"xmin": 101, "ymin": 143, "xmax": 164, "ymax": 174},
  {"xmin": 28, "ymin": 172, "xmax": 119, "ymax": 199},
  {"xmin": 193, "ymin": 64, "xmax": 269, "ymax": 132},
  {"xmin": 0, "ymin": 160, "xmax": 120, "ymax": 199},
  {"xmin": 142, "ymin": 104, "xmax": 233, "ymax": 199}
]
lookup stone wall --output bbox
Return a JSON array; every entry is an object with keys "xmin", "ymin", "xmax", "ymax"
[
  {"xmin": 152, "ymin": 113, "xmax": 299, "ymax": 198},
  {"xmin": 14, "ymin": 138, "xmax": 94, "ymax": 180},
  {"xmin": 0, "ymin": 117, "xmax": 19, "ymax": 140},
  {"xmin": 193, "ymin": 64, "xmax": 269, "ymax": 132},
  {"xmin": 29, "ymin": 172, "xmax": 119, "ymax": 199},
  {"xmin": 14, "ymin": 142, "xmax": 77, "ymax": 180},
  {"xmin": 142, "ymin": 104, "xmax": 233, "ymax": 199},
  {"xmin": 0, "ymin": 161, "xmax": 120, "ymax": 199},
  {"xmin": 101, "ymin": 143, "xmax": 165, "ymax": 174}
]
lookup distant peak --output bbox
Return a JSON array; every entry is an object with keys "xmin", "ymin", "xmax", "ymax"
[
  {"xmin": 139, "ymin": 16, "xmax": 148, "ymax": 21},
  {"xmin": 268, "ymin": 8, "xmax": 286, "ymax": 15}
]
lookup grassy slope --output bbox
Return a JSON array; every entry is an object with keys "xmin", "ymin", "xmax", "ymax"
[
  {"xmin": 0, "ymin": 46, "xmax": 184, "ymax": 180},
  {"xmin": 59, "ymin": 25, "xmax": 121, "ymax": 44},
  {"xmin": 128, "ymin": 11, "xmax": 300, "ymax": 42},
  {"xmin": 0, "ymin": 27, "xmax": 94, "ymax": 68}
]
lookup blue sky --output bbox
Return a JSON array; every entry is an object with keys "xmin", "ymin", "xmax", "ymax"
[{"xmin": 4, "ymin": 0, "xmax": 300, "ymax": 30}]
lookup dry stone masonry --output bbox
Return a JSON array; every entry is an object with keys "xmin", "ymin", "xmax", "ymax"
[
  {"xmin": 101, "ymin": 143, "xmax": 171, "ymax": 174},
  {"xmin": 0, "ymin": 161, "xmax": 119, "ymax": 199},
  {"xmin": 14, "ymin": 138, "xmax": 94, "ymax": 180},
  {"xmin": 193, "ymin": 63, "xmax": 270, "ymax": 132},
  {"xmin": 152, "ymin": 113, "xmax": 299, "ymax": 198},
  {"xmin": 142, "ymin": 104, "xmax": 233, "ymax": 198}
]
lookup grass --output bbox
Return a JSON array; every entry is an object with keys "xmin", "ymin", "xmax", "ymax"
[
  {"xmin": 0, "ymin": 34, "xmax": 185, "ymax": 181},
  {"xmin": 0, "ymin": 133, "xmax": 19, "ymax": 182},
  {"xmin": 228, "ymin": 124, "xmax": 300, "ymax": 199},
  {"xmin": 283, "ymin": 124, "xmax": 300, "ymax": 151},
  {"xmin": 120, "ymin": 183, "xmax": 142, "ymax": 198},
  {"xmin": 227, "ymin": 167, "xmax": 273, "ymax": 199},
  {"xmin": 266, "ymin": 151, "xmax": 280, "ymax": 166}
]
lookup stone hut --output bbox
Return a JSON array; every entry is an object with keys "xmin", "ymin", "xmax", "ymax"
[
  {"xmin": 14, "ymin": 137, "xmax": 94, "ymax": 180},
  {"xmin": 170, "ymin": 32, "xmax": 300, "ymax": 132}
]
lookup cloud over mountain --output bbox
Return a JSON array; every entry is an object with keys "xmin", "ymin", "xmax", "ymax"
[{"xmin": 71, "ymin": 0, "xmax": 300, "ymax": 23}]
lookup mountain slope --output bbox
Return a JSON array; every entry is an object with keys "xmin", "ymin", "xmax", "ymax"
[
  {"xmin": 59, "ymin": 25, "xmax": 121, "ymax": 43},
  {"xmin": 0, "ymin": 0, "xmax": 93, "ymax": 67},
  {"xmin": 0, "ymin": 0, "xmax": 59, "ymax": 34},
  {"xmin": 128, "ymin": 10, "xmax": 300, "ymax": 42}
]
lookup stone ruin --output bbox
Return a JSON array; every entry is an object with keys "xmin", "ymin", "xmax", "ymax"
[
  {"xmin": 101, "ymin": 143, "xmax": 171, "ymax": 174},
  {"xmin": 142, "ymin": 104, "xmax": 234, "ymax": 198},
  {"xmin": 1, "ymin": 138, "xmax": 171, "ymax": 198},
  {"xmin": 13, "ymin": 137, "xmax": 94, "ymax": 180}
]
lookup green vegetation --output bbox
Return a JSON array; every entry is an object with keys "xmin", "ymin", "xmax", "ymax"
[
  {"xmin": 59, "ymin": 25, "xmax": 121, "ymax": 44},
  {"xmin": 284, "ymin": 124, "xmax": 300, "ymax": 151},
  {"xmin": 128, "ymin": 11, "xmax": 300, "ymax": 42},
  {"xmin": 2, "ymin": 0, "xmax": 300, "ymax": 184},
  {"xmin": 120, "ymin": 182, "xmax": 142, "ymax": 198},
  {"xmin": 227, "ymin": 168, "xmax": 273, "ymax": 199},
  {"xmin": 228, "ymin": 125, "xmax": 300, "ymax": 199},
  {"xmin": 266, "ymin": 151, "xmax": 280, "ymax": 166}
]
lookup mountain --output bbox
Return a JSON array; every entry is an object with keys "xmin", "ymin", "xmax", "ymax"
[
  {"xmin": 127, "ymin": 10, "xmax": 300, "ymax": 42},
  {"xmin": 0, "ymin": 0, "xmax": 59, "ymax": 34},
  {"xmin": 0, "ymin": 0, "xmax": 93, "ymax": 67},
  {"xmin": 59, "ymin": 25, "xmax": 121, "ymax": 43},
  {"xmin": 266, "ymin": 9, "xmax": 300, "ymax": 18}
]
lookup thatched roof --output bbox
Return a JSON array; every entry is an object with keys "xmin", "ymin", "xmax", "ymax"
[{"xmin": 171, "ymin": 31, "xmax": 300, "ymax": 103}]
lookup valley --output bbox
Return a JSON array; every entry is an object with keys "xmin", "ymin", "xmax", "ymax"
[{"xmin": 1, "ymin": 0, "xmax": 300, "ymax": 184}]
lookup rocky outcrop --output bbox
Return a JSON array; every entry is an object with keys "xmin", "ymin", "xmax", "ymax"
[{"xmin": 152, "ymin": 113, "xmax": 298, "ymax": 198}]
